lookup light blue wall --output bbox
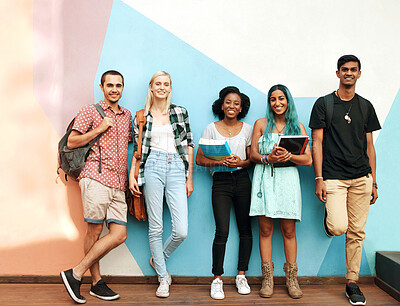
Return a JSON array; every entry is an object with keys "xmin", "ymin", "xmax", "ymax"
[{"xmin": 94, "ymin": 0, "xmax": 398, "ymax": 277}]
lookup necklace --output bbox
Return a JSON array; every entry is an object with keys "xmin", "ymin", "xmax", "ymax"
[
  {"xmin": 218, "ymin": 121, "xmax": 241, "ymax": 137},
  {"xmin": 337, "ymin": 90, "xmax": 353, "ymax": 124},
  {"xmin": 276, "ymin": 123, "xmax": 286, "ymax": 135}
]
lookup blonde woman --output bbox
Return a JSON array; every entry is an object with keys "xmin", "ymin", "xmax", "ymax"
[{"xmin": 129, "ymin": 71, "xmax": 194, "ymax": 298}]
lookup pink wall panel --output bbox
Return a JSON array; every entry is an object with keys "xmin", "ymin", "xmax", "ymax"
[
  {"xmin": 33, "ymin": 0, "xmax": 113, "ymax": 135},
  {"xmin": 0, "ymin": 0, "xmax": 113, "ymax": 276}
]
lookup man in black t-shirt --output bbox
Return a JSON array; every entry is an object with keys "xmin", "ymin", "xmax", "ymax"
[{"xmin": 309, "ymin": 55, "xmax": 381, "ymax": 306}]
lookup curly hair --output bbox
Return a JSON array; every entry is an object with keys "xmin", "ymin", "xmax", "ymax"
[{"xmin": 211, "ymin": 86, "xmax": 250, "ymax": 120}]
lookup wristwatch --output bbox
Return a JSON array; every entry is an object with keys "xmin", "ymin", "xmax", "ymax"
[{"xmin": 372, "ymin": 182, "xmax": 378, "ymax": 189}]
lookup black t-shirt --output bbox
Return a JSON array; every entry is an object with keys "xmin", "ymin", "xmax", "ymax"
[{"xmin": 309, "ymin": 92, "xmax": 381, "ymax": 179}]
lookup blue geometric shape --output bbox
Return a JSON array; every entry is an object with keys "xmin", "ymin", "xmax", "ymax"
[
  {"xmin": 317, "ymin": 235, "xmax": 371, "ymax": 277},
  {"xmin": 96, "ymin": 0, "xmax": 265, "ymax": 277},
  {"xmin": 364, "ymin": 88, "xmax": 400, "ymax": 273},
  {"xmin": 94, "ymin": 0, "xmax": 378, "ymax": 278}
]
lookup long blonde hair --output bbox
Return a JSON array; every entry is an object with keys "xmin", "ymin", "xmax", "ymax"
[{"xmin": 144, "ymin": 71, "xmax": 172, "ymax": 115}]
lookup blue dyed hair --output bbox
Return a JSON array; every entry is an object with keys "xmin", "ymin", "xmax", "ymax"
[{"xmin": 263, "ymin": 84, "xmax": 301, "ymax": 138}]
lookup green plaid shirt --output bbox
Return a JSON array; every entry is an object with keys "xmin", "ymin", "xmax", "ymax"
[{"xmin": 133, "ymin": 104, "xmax": 194, "ymax": 186}]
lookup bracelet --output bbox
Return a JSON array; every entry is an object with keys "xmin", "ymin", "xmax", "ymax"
[
  {"xmin": 315, "ymin": 176, "xmax": 323, "ymax": 180},
  {"xmin": 261, "ymin": 155, "xmax": 266, "ymax": 164},
  {"xmin": 372, "ymin": 183, "xmax": 378, "ymax": 189},
  {"xmin": 261, "ymin": 154, "xmax": 270, "ymax": 165}
]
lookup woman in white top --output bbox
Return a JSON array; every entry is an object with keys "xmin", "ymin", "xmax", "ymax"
[
  {"xmin": 129, "ymin": 71, "xmax": 194, "ymax": 298},
  {"xmin": 196, "ymin": 86, "xmax": 253, "ymax": 300}
]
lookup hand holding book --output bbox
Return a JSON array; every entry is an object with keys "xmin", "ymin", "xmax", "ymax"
[
  {"xmin": 276, "ymin": 135, "xmax": 309, "ymax": 155},
  {"xmin": 221, "ymin": 154, "xmax": 244, "ymax": 168},
  {"xmin": 268, "ymin": 145, "xmax": 293, "ymax": 164},
  {"xmin": 198, "ymin": 138, "xmax": 238, "ymax": 172}
]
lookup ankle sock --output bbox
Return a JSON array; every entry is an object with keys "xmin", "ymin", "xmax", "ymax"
[{"xmin": 72, "ymin": 271, "xmax": 82, "ymax": 281}]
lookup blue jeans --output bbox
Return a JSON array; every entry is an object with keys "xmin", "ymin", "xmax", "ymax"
[{"xmin": 143, "ymin": 151, "xmax": 188, "ymax": 282}]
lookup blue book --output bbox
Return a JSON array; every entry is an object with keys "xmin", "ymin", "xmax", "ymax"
[{"xmin": 199, "ymin": 138, "xmax": 238, "ymax": 172}]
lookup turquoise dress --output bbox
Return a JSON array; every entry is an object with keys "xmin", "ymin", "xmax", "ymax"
[{"xmin": 250, "ymin": 133, "xmax": 302, "ymax": 221}]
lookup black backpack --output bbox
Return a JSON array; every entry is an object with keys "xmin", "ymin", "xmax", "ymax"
[{"xmin": 57, "ymin": 104, "xmax": 106, "ymax": 181}]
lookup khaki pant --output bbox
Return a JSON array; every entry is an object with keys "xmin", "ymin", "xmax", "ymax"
[{"xmin": 325, "ymin": 175, "xmax": 373, "ymax": 281}]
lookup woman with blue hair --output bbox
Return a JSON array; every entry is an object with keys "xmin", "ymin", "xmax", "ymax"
[{"xmin": 250, "ymin": 84, "xmax": 312, "ymax": 299}]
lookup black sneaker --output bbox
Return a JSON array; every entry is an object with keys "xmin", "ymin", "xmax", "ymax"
[
  {"xmin": 323, "ymin": 207, "xmax": 334, "ymax": 237},
  {"xmin": 90, "ymin": 279, "xmax": 120, "ymax": 301},
  {"xmin": 345, "ymin": 282, "xmax": 366, "ymax": 305},
  {"xmin": 60, "ymin": 269, "xmax": 86, "ymax": 304}
]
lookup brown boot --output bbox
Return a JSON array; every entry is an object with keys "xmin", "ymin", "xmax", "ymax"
[
  {"xmin": 283, "ymin": 262, "xmax": 303, "ymax": 299},
  {"xmin": 259, "ymin": 261, "xmax": 274, "ymax": 298}
]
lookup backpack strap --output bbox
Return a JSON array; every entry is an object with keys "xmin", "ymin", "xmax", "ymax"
[
  {"xmin": 324, "ymin": 92, "xmax": 368, "ymax": 131},
  {"xmin": 323, "ymin": 92, "xmax": 335, "ymax": 130},
  {"xmin": 93, "ymin": 103, "xmax": 107, "ymax": 174},
  {"xmin": 94, "ymin": 103, "xmax": 106, "ymax": 119},
  {"xmin": 356, "ymin": 94, "xmax": 368, "ymax": 128}
]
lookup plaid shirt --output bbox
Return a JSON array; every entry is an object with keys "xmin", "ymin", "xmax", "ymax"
[{"xmin": 133, "ymin": 104, "xmax": 194, "ymax": 186}]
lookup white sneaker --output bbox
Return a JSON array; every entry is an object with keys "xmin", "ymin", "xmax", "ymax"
[
  {"xmin": 210, "ymin": 278, "xmax": 225, "ymax": 300},
  {"xmin": 236, "ymin": 275, "xmax": 251, "ymax": 295},
  {"xmin": 149, "ymin": 257, "xmax": 172, "ymax": 285},
  {"xmin": 156, "ymin": 277, "xmax": 169, "ymax": 298}
]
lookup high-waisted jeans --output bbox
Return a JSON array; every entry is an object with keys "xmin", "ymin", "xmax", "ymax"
[
  {"xmin": 211, "ymin": 169, "xmax": 252, "ymax": 276},
  {"xmin": 143, "ymin": 151, "xmax": 188, "ymax": 282}
]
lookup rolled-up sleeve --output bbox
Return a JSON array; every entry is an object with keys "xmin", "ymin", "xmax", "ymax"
[{"xmin": 183, "ymin": 108, "xmax": 195, "ymax": 148}]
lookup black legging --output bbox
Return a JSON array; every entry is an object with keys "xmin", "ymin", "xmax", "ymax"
[{"xmin": 211, "ymin": 169, "xmax": 253, "ymax": 276}]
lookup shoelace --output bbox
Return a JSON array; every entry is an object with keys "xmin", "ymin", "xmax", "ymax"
[
  {"xmin": 348, "ymin": 285, "xmax": 363, "ymax": 296},
  {"xmin": 262, "ymin": 265, "xmax": 273, "ymax": 286},
  {"xmin": 287, "ymin": 268, "xmax": 300, "ymax": 288},
  {"xmin": 212, "ymin": 281, "xmax": 223, "ymax": 293},
  {"xmin": 159, "ymin": 278, "xmax": 169, "ymax": 291},
  {"xmin": 95, "ymin": 282, "xmax": 109, "ymax": 291},
  {"xmin": 237, "ymin": 278, "xmax": 249, "ymax": 289}
]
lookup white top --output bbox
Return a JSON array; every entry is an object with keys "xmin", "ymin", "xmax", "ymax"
[
  {"xmin": 201, "ymin": 122, "xmax": 253, "ymax": 171},
  {"xmin": 150, "ymin": 124, "xmax": 177, "ymax": 153}
]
